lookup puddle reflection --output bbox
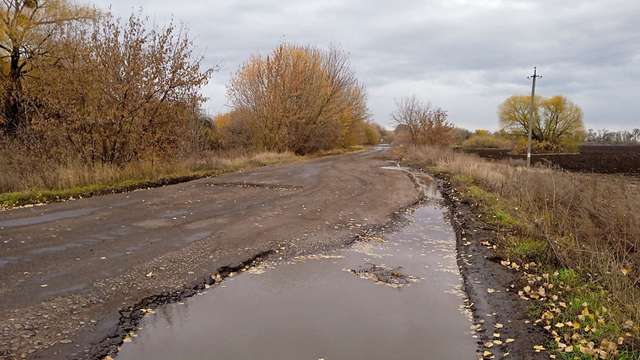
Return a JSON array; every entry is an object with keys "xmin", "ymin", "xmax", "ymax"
[{"xmin": 117, "ymin": 189, "xmax": 476, "ymax": 360}]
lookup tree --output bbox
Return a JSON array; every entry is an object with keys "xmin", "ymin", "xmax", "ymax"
[
  {"xmin": 499, "ymin": 95, "xmax": 585, "ymax": 148},
  {"xmin": 28, "ymin": 14, "xmax": 212, "ymax": 164},
  {"xmin": 227, "ymin": 44, "xmax": 369, "ymax": 154},
  {"xmin": 586, "ymin": 128, "xmax": 640, "ymax": 144},
  {"xmin": 0, "ymin": 0, "xmax": 96, "ymax": 134},
  {"xmin": 363, "ymin": 121, "xmax": 381, "ymax": 145},
  {"xmin": 391, "ymin": 95, "xmax": 454, "ymax": 146}
]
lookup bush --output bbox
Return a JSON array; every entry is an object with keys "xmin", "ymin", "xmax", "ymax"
[
  {"xmin": 511, "ymin": 138, "xmax": 580, "ymax": 154},
  {"xmin": 2, "ymin": 13, "xmax": 213, "ymax": 165},
  {"xmin": 461, "ymin": 132, "xmax": 512, "ymax": 149},
  {"xmin": 392, "ymin": 96, "xmax": 454, "ymax": 146},
  {"xmin": 363, "ymin": 122, "xmax": 382, "ymax": 145},
  {"xmin": 227, "ymin": 44, "xmax": 370, "ymax": 154}
]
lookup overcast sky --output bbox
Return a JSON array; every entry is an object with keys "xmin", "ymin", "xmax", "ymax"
[{"xmin": 93, "ymin": 0, "xmax": 639, "ymax": 130}]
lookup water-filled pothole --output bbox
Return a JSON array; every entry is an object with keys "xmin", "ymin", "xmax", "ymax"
[{"xmin": 116, "ymin": 178, "xmax": 476, "ymax": 360}]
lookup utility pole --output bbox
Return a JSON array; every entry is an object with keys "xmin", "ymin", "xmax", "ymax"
[{"xmin": 527, "ymin": 67, "xmax": 542, "ymax": 167}]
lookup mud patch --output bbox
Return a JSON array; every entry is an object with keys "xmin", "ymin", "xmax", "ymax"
[
  {"xmin": 349, "ymin": 263, "xmax": 417, "ymax": 288},
  {"xmin": 206, "ymin": 181, "xmax": 303, "ymax": 191}
]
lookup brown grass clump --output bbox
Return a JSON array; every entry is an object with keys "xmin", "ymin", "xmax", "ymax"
[
  {"xmin": 0, "ymin": 150, "xmax": 298, "ymax": 208},
  {"xmin": 401, "ymin": 145, "xmax": 640, "ymax": 354}
]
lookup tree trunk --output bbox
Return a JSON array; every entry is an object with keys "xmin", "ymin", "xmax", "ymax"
[{"xmin": 3, "ymin": 46, "xmax": 24, "ymax": 135}]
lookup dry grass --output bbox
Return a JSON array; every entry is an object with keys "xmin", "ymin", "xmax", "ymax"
[
  {"xmin": 400, "ymin": 145, "xmax": 640, "ymax": 355},
  {"xmin": 0, "ymin": 151, "xmax": 299, "ymax": 208}
]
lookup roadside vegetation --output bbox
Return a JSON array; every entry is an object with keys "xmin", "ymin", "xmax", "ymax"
[
  {"xmin": 461, "ymin": 130, "xmax": 513, "ymax": 149},
  {"xmin": 390, "ymin": 93, "xmax": 640, "ymax": 358},
  {"xmin": 399, "ymin": 144, "xmax": 640, "ymax": 358},
  {"xmin": 391, "ymin": 95, "xmax": 455, "ymax": 146},
  {"xmin": 223, "ymin": 44, "xmax": 381, "ymax": 154},
  {"xmin": 0, "ymin": 151, "xmax": 299, "ymax": 208},
  {"xmin": 0, "ymin": 1, "xmax": 381, "ymax": 208},
  {"xmin": 451, "ymin": 95, "xmax": 588, "ymax": 154}
]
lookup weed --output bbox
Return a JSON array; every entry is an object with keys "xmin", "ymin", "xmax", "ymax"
[{"xmin": 509, "ymin": 238, "xmax": 549, "ymax": 261}]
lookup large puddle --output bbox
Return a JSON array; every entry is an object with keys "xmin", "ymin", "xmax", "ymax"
[{"xmin": 116, "ymin": 176, "xmax": 477, "ymax": 360}]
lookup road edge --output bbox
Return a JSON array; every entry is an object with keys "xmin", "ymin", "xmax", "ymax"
[{"xmin": 434, "ymin": 175, "xmax": 549, "ymax": 359}]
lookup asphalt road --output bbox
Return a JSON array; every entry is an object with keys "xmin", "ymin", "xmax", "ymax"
[{"xmin": 0, "ymin": 148, "xmax": 419, "ymax": 359}]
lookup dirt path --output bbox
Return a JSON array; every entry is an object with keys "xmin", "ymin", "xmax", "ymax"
[{"xmin": 0, "ymin": 148, "xmax": 419, "ymax": 359}]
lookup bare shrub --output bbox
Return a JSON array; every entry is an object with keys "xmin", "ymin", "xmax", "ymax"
[{"xmin": 392, "ymin": 96, "xmax": 454, "ymax": 146}]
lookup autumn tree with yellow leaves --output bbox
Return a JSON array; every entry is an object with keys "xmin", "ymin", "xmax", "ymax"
[
  {"xmin": 0, "ymin": 2, "xmax": 213, "ymax": 164},
  {"xmin": 227, "ymin": 44, "xmax": 370, "ymax": 154},
  {"xmin": 0, "ymin": 0, "xmax": 96, "ymax": 134},
  {"xmin": 499, "ymin": 95, "xmax": 585, "ymax": 152},
  {"xmin": 29, "ymin": 14, "xmax": 213, "ymax": 164}
]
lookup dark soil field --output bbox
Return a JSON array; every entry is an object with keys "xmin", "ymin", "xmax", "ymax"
[{"xmin": 463, "ymin": 144, "xmax": 640, "ymax": 174}]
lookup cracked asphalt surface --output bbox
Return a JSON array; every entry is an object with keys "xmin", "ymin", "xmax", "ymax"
[{"xmin": 0, "ymin": 148, "xmax": 419, "ymax": 359}]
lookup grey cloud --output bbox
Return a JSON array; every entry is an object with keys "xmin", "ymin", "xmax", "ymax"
[{"xmin": 93, "ymin": 0, "xmax": 640, "ymax": 130}]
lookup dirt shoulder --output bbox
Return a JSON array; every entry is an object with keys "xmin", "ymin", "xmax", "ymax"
[
  {"xmin": 436, "ymin": 176, "xmax": 548, "ymax": 359},
  {"xmin": 0, "ymin": 148, "xmax": 419, "ymax": 360}
]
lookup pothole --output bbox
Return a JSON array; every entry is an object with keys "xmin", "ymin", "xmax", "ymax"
[{"xmin": 349, "ymin": 263, "xmax": 418, "ymax": 288}]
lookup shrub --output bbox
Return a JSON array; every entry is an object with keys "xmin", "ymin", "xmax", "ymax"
[
  {"xmin": 461, "ymin": 132, "xmax": 513, "ymax": 149},
  {"xmin": 227, "ymin": 44, "xmax": 370, "ymax": 154},
  {"xmin": 392, "ymin": 96, "xmax": 454, "ymax": 146}
]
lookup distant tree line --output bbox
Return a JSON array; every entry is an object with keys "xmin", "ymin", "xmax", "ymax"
[
  {"xmin": 585, "ymin": 129, "xmax": 640, "ymax": 145},
  {"xmin": 391, "ymin": 93, "xmax": 589, "ymax": 154}
]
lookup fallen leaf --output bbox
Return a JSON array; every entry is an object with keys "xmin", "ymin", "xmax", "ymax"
[{"xmin": 533, "ymin": 344, "xmax": 545, "ymax": 352}]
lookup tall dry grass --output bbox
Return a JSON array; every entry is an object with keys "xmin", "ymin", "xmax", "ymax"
[
  {"xmin": 0, "ymin": 150, "xmax": 298, "ymax": 195},
  {"xmin": 402, "ymin": 145, "xmax": 640, "ymax": 325}
]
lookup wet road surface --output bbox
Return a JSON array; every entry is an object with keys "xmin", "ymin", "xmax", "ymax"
[
  {"xmin": 0, "ymin": 149, "xmax": 421, "ymax": 359},
  {"xmin": 116, "ymin": 179, "xmax": 477, "ymax": 360}
]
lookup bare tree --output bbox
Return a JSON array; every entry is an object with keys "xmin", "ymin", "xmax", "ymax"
[
  {"xmin": 392, "ymin": 95, "xmax": 453, "ymax": 146},
  {"xmin": 586, "ymin": 128, "xmax": 640, "ymax": 144}
]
